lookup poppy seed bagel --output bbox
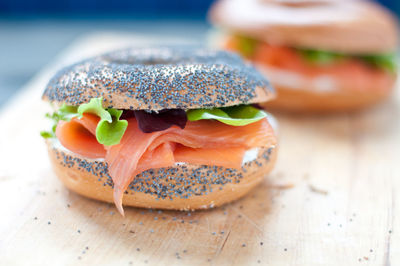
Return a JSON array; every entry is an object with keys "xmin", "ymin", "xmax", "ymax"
[{"xmin": 42, "ymin": 47, "xmax": 275, "ymax": 111}]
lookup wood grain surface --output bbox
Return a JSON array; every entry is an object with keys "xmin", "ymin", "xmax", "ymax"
[{"xmin": 0, "ymin": 33, "xmax": 399, "ymax": 266}]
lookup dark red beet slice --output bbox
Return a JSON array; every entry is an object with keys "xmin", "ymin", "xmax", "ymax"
[
  {"xmin": 120, "ymin": 110, "xmax": 136, "ymax": 120},
  {"xmin": 133, "ymin": 109, "xmax": 187, "ymax": 133},
  {"xmin": 251, "ymin": 104, "xmax": 263, "ymax": 110}
]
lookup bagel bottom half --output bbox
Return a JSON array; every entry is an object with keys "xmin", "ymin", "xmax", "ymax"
[
  {"xmin": 255, "ymin": 64, "xmax": 396, "ymax": 112},
  {"xmin": 262, "ymin": 85, "xmax": 392, "ymax": 112},
  {"xmin": 47, "ymin": 140, "xmax": 277, "ymax": 211}
]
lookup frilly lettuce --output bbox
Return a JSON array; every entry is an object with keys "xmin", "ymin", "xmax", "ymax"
[
  {"xmin": 40, "ymin": 104, "xmax": 78, "ymax": 139},
  {"xmin": 299, "ymin": 49, "xmax": 397, "ymax": 73},
  {"xmin": 235, "ymin": 35, "xmax": 258, "ymax": 58},
  {"xmin": 95, "ymin": 108, "xmax": 127, "ymax": 146},
  {"xmin": 299, "ymin": 49, "xmax": 344, "ymax": 65},
  {"xmin": 41, "ymin": 97, "xmax": 267, "ymax": 146},
  {"xmin": 361, "ymin": 54, "xmax": 397, "ymax": 74},
  {"xmin": 233, "ymin": 34, "xmax": 397, "ymax": 73},
  {"xmin": 186, "ymin": 105, "xmax": 267, "ymax": 126},
  {"xmin": 41, "ymin": 97, "xmax": 128, "ymax": 146}
]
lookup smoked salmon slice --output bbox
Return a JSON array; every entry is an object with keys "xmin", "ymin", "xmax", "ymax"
[
  {"xmin": 56, "ymin": 113, "xmax": 275, "ymax": 215},
  {"xmin": 174, "ymin": 146, "xmax": 245, "ymax": 169},
  {"xmin": 56, "ymin": 114, "xmax": 105, "ymax": 159}
]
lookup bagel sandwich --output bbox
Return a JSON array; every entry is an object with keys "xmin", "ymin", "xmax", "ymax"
[
  {"xmin": 209, "ymin": 0, "xmax": 398, "ymax": 112},
  {"xmin": 41, "ymin": 47, "xmax": 278, "ymax": 215}
]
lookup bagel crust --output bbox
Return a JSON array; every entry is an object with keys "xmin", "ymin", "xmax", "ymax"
[
  {"xmin": 47, "ymin": 140, "xmax": 277, "ymax": 210},
  {"xmin": 42, "ymin": 47, "xmax": 275, "ymax": 111},
  {"xmin": 209, "ymin": 0, "xmax": 398, "ymax": 54}
]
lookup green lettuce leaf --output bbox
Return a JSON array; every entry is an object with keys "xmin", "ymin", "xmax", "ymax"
[
  {"xmin": 299, "ymin": 48, "xmax": 397, "ymax": 73},
  {"xmin": 299, "ymin": 49, "xmax": 344, "ymax": 65},
  {"xmin": 186, "ymin": 105, "xmax": 267, "ymax": 126},
  {"xmin": 360, "ymin": 54, "xmax": 397, "ymax": 73},
  {"xmin": 77, "ymin": 98, "xmax": 128, "ymax": 146},
  {"xmin": 41, "ymin": 97, "xmax": 128, "ymax": 146},
  {"xmin": 95, "ymin": 108, "xmax": 128, "ymax": 146},
  {"xmin": 58, "ymin": 104, "xmax": 79, "ymax": 121},
  {"xmin": 77, "ymin": 97, "xmax": 112, "ymax": 122},
  {"xmin": 40, "ymin": 130, "xmax": 54, "ymax": 139},
  {"xmin": 235, "ymin": 35, "xmax": 258, "ymax": 58}
]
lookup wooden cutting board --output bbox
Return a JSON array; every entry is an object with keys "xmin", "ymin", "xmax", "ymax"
[{"xmin": 0, "ymin": 33, "xmax": 399, "ymax": 266}]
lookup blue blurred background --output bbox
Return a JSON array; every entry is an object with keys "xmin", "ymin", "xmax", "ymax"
[
  {"xmin": 0, "ymin": 0, "xmax": 398, "ymax": 107},
  {"xmin": 1, "ymin": 0, "xmax": 397, "ymax": 17},
  {"xmin": 0, "ymin": 1, "xmax": 211, "ymax": 17}
]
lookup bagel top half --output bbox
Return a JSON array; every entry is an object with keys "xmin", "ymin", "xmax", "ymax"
[
  {"xmin": 42, "ymin": 47, "xmax": 275, "ymax": 110},
  {"xmin": 209, "ymin": 0, "xmax": 398, "ymax": 54}
]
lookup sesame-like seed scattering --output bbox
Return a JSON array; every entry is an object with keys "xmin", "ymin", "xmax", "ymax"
[{"xmin": 42, "ymin": 47, "xmax": 274, "ymax": 111}]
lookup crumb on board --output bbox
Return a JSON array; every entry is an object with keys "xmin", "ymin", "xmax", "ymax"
[
  {"xmin": 268, "ymin": 183, "xmax": 295, "ymax": 190},
  {"xmin": 308, "ymin": 184, "xmax": 328, "ymax": 195}
]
